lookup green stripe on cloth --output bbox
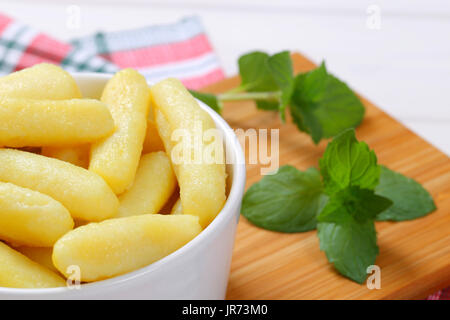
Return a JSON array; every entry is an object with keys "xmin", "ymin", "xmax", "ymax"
[
  {"xmin": 0, "ymin": 26, "xmax": 27, "ymax": 72},
  {"xmin": 94, "ymin": 32, "xmax": 109, "ymax": 56},
  {"xmin": 61, "ymin": 46, "xmax": 115, "ymax": 72}
]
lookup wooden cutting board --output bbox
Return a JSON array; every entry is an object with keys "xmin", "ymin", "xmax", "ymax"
[{"xmin": 203, "ymin": 53, "xmax": 450, "ymax": 300}]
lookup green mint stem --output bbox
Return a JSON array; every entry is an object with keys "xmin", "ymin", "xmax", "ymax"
[
  {"xmin": 218, "ymin": 91, "xmax": 281, "ymax": 102},
  {"xmin": 224, "ymin": 85, "xmax": 247, "ymax": 94}
]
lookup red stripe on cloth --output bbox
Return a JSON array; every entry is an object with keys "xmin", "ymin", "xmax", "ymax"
[
  {"xmin": 180, "ymin": 68, "xmax": 225, "ymax": 90},
  {"xmin": 14, "ymin": 34, "xmax": 72, "ymax": 71},
  {"xmin": 104, "ymin": 34, "xmax": 214, "ymax": 69},
  {"xmin": 427, "ymin": 291, "xmax": 441, "ymax": 300},
  {"xmin": 0, "ymin": 14, "xmax": 12, "ymax": 34},
  {"xmin": 427, "ymin": 288, "xmax": 450, "ymax": 300}
]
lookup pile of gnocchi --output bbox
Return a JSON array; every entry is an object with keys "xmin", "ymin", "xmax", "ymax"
[{"xmin": 0, "ymin": 64, "xmax": 226, "ymax": 288}]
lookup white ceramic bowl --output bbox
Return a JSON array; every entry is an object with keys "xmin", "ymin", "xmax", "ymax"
[{"xmin": 0, "ymin": 73, "xmax": 246, "ymax": 300}]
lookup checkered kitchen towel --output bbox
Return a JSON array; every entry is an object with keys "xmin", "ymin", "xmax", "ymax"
[
  {"xmin": 0, "ymin": 13, "xmax": 224, "ymax": 89},
  {"xmin": 0, "ymin": 12, "xmax": 448, "ymax": 300}
]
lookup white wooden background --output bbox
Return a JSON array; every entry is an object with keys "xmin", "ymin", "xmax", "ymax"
[{"xmin": 2, "ymin": 0, "xmax": 449, "ymax": 155}]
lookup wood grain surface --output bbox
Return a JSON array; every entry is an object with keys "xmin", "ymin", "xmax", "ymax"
[{"xmin": 203, "ymin": 53, "xmax": 450, "ymax": 300}]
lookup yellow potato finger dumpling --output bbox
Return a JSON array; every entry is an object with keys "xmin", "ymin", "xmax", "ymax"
[
  {"xmin": 0, "ymin": 97, "xmax": 115, "ymax": 147},
  {"xmin": 0, "ymin": 149, "xmax": 118, "ymax": 222},
  {"xmin": 0, "ymin": 241, "xmax": 65, "ymax": 288},
  {"xmin": 42, "ymin": 144, "xmax": 90, "ymax": 168},
  {"xmin": 90, "ymin": 69, "xmax": 150, "ymax": 194},
  {"xmin": 117, "ymin": 152, "xmax": 176, "ymax": 217},
  {"xmin": 0, "ymin": 182, "xmax": 73, "ymax": 247},
  {"xmin": 0, "ymin": 63, "xmax": 81, "ymax": 100},
  {"xmin": 151, "ymin": 78, "xmax": 226, "ymax": 228},
  {"xmin": 16, "ymin": 246, "xmax": 58, "ymax": 273},
  {"xmin": 171, "ymin": 198, "xmax": 183, "ymax": 215},
  {"xmin": 142, "ymin": 118, "xmax": 165, "ymax": 154},
  {"xmin": 1, "ymin": 63, "xmax": 88, "ymax": 167},
  {"xmin": 53, "ymin": 214, "xmax": 202, "ymax": 282}
]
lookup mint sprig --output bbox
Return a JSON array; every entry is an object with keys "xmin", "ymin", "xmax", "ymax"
[
  {"xmin": 241, "ymin": 166, "xmax": 327, "ymax": 233},
  {"xmin": 191, "ymin": 51, "xmax": 364, "ymax": 144},
  {"xmin": 241, "ymin": 129, "xmax": 436, "ymax": 283}
]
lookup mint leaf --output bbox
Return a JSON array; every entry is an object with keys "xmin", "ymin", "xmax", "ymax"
[
  {"xmin": 241, "ymin": 166, "xmax": 327, "ymax": 232},
  {"xmin": 238, "ymin": 51, "xmax": 280, "ymax": 111},
  {"xmin": 238, "ymin": 51, "xmax": 279, "ymax": 92},
  {"xmin": 318, "ymin": 187, "xmax": 393, "ymax": 224},
  {"xmin": 267, "ymin": 51, "xmax": 293, "ymax": 93},
  {"xmin": 317, "ymin": 220, "xmax": 378, "ymax": 284},
  {"xmin": 290, "ymin": 62, "xmax": 365, "ymax": 144},
  {"xmin": 319, "ymin": 129, "xmax": 380, "ymax": 194},
  {"xmin": 376, "ymin": 166, "xmax": 436, "ymax": 221},
  {"xmin": 253, "ymin": 100, "xmax": 279, "ymax": 111},
  {"xmin": 267, "ymin": 51, "xmax": 294, "ymax": 120},
  {"xmin": 189, "ymin": 90, "xmax": 223, "ymax": 114}
]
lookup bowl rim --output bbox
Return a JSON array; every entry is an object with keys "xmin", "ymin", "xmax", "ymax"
[{"xmin": 0, "ymin": 72, "xmax": 246, "ymax": 296}]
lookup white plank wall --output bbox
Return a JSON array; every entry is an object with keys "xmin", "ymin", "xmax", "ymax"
[{"xmin": 2, "ymin": 0, "xmax": 449, "ymax": 154}]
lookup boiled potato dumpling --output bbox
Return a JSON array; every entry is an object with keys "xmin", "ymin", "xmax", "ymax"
[
  {"xmin": 0, "ymin": 97, "xmax": 114, "ymax": 147},
  {"xmin": 42, "ymin": 145, "xmax": 90, "ymax": 168},
  {"xmin": 16, "ymin": 246, "xmax": 59, "ymax": 274},
  {"xmin": 2, "ymin": 63, "xmax": 90, "ymax": 170},
  {"xmin": 53, "ymin": 214, "xmax": 202, "ymax": 282},
  {"xmin": 89, "ymin": 69, "xmax": 150, "ymax": 194},
  {"xmin": 0, "ymin": 63, "xmax": 81, "ymax": 100},
  {"xmin": 117, "ymin": 152, "xmax": 176, "ymax": 217},
  {"xmin": 0, "ymin": 182, "xmax": 73, "ymax": 247},
  {"xmin": 0, "ymin": 149, "xmax": 119, "ymax": 222},
  {"xmin": 0, "ymin": 241, "xmax": 65, "ymax": 288},
  {"xmin": 151, "ymin": 78, "xmax": 226, "ymax": 227},
  {"xmin": 171, "ymin": 198, "xmax": 183, "ymax": 215},
  {"xmin": 142, "ymin": 117, "xmax": 165, "ymax": 154}
]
